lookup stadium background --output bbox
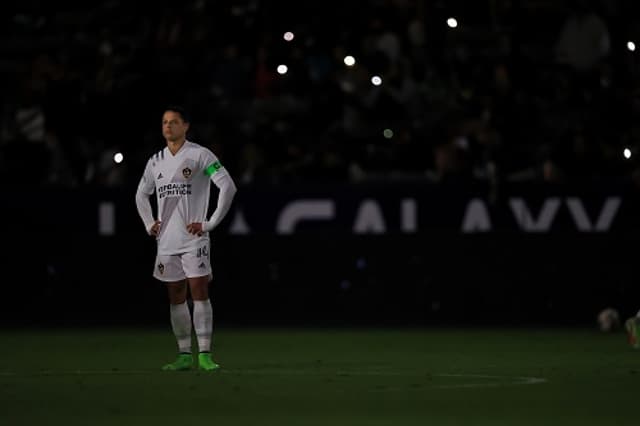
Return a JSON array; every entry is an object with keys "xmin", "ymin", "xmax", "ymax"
[
  {"xmin": 2, "ymin": 2, "xmax": 640, "ymax": 426},
  {"xmin": 1, "ymin": 0, "xmax": 639, "ymax": 327}
]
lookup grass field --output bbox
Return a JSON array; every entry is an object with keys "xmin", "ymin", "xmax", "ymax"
[{"xmin": 0, "ymin": 327, "xmax": 637, "ymax": 425}]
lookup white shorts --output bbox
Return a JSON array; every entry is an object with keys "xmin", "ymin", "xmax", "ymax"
[{"xmin": 153, "ymin": 241, "xmax": 212, "ymax": 282}]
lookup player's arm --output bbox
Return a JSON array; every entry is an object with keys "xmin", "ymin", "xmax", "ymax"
[
  {"xmin": 201, "ymin": 172, "xmax": 237, "ymax": 232},
  {"xmin": 135, "ymin": 161, "xmax": 161, "ymax": 236},
  {"xmin": 187, "ymin": 153, "xmax": 237, "ymax": 235}
]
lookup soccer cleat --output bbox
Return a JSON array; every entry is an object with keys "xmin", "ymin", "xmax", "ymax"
[
  {"xmin": 626, "ymin": 317, "xmax": 640, "ymax": 349},
  {"xmin": 161, "ymin": 353, "xmax": 194, "ymax": 371},
  {"xmin": 198, "ymin": 352, "xmax": 220, "ymax": 371}
]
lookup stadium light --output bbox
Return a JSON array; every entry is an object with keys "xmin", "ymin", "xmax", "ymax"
[
  {"xmin": 383, "ymin": 128, "xmax": 394, "ymax": 139},
  {"xmin": 344, "ymin": 55, "xmax": 356, "ymax": 67},
  {"xmin": 447, "ymin": 17, "xmax": 458, "ymax": 28},
  {"xmin": 371, "ymin": 75, "xmax": 382, "ymax": 86},
  {"xmin": 627, "ymin": 41, "xmax": 636, "ymax": 52},
  {"xmin": 277, "ymin": 64, "xmax": 288, "ymax": 75},
  {"xmin": 283, "ymin": 32, "xmax": 295, "ymax": 42},
  {"xmin": 113, "ymin": 152, "xmax": 124, "ymax": 164},
  {"xmin": 624, "ymin": 148, "xmax": 632, "ymax": 159}
]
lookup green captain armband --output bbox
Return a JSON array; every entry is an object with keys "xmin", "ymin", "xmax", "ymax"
[{"xmin": 204, "ymin": 161, "xmax": 223, "ymax": 176}]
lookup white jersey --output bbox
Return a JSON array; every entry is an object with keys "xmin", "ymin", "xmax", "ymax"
[{"xmin": 138, "ymin": 141, "xmax": 228, "ymax": 255}]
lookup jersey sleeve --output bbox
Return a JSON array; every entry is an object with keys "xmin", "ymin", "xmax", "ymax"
[
  {"xmin": 201, "ymin": 148, "xmax": 229, "ymax": 183},
  {"xmin": 138, "ymin": 158, "xmax": 156, "ymax": 195}
]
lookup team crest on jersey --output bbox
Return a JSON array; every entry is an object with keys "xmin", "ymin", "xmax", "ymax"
[
  {"xmin": 182, "ymin": 167, "xmax": 192, "ymax": 179},
  {"xmin": 158, "ymin": 263, "xmax": 165, "ymax": 274}
]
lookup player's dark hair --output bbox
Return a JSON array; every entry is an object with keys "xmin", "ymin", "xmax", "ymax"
[{"xmin": 164, "ymin": 105, "xmax": 191, "ymax": 123}]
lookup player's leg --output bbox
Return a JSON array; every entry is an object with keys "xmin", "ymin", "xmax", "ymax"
[
  {"xmin": 626, "ymin": 311, "xmax": 640, "ymax": 349},
  {"xmin": 181, "ymin": 240, "xmax": 220, "ymax": 371},
  {"xmin": 188, "ymin": 275, "xmax": 219, "ymax": 371},
  {"xmin": 189, "ymin": 274, "xmax": 211, "ymax": 353},
  {"xmin": 166, "ymin": 279, "xmax": 193, "ymax": 353},
  {"xmin": 183, "ymin": 241, "xmax": 219, "ymax": 370},
  {"xmin": 154, "ymin": 255, "xmax": 193, "ymax": 370}
]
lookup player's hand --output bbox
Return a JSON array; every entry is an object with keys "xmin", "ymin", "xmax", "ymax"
[
  {"xmin": 187, "ymin": 222, "xmax": 204, "ymax": 236},
  {"xmin": 149, "ymin": 220, "xmax": 162, "ymax": 236}
]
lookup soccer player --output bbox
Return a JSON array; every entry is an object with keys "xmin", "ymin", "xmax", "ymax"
[{"xmin": 135, "ymin": 106, "xmax": 237, "ymax": 371}]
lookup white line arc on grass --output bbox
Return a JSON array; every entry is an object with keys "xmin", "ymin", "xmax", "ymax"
[
  {"xmin": 434, "ymin": 373, "xmax": 547, "ymax": 389},
  {"xmin": 0, "ymin": 369, "xmax": 547, "ymax": 390}
]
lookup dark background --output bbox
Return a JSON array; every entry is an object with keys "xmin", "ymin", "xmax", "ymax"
[{"xmin": 1, "ymin": 0, "xmax": 639, "ymax": 327}]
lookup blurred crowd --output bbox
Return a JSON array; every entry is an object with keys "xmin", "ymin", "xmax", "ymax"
[{"xmin": 2, "ymin": 0, "xmax": 640, "ymax": 188}]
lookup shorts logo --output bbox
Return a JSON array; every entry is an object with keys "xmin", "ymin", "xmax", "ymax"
[
  {"xmin": 198, "ymin": 262, "xmax": 205, "ymax": 269},
  {"xmin": 157, "ymin": 172, "xmax": 163, "ymax": 179},
  {"xmin": 182, "ymin": 167, "xmax": 192, "ymax": 179},
  {"xmin": 158, "ymin": 263, "xmax": 165, "ymax": 274}
]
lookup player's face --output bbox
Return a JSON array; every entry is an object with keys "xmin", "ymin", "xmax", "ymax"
[{"xmin": 162, "ymin": 111, "xmax": 189, "ymax": 142}]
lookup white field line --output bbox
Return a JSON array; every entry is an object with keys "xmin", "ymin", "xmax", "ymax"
[{"xmin": 0, "ymin": 368, "xmax": 547, "ymax": 389}]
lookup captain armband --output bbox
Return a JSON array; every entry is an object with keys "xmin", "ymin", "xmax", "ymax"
[{"xmin": 204, "ymin": 161, "xmax": 223, "ymax": 176}]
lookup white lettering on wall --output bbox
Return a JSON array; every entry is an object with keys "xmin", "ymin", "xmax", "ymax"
[
  {"xmin": 353, "ymin": 199, "xmax": 386, "ymax": 234},
  {"xmin": 461, "ymin": 198, "xmax": 492, "ymax": 233},
  {"xmin": 566, "ymin": 197, "xmax": 621, "ymax": 232},
  {"xmin": 229, "ymin": 209, "xmax": 251, "ymax": 235},
  {"xmin": 509, "ymin": 198, "xmax": 561, "ymax": 232},
  {"xmin": 401, "ymin": 198, "xmax": 417, "ymax": 233},
  {"xmin": 276, "ymin": 200, "xmax": 335, "ymax": 234},
  {"xmin": 98, "ymin": 202, "xmax": 115, "ymax": 236}
]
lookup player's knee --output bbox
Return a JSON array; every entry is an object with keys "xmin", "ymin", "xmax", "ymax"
[
  {"xmin": 166, "ymin": 282, "xmax": 187, "ymax": 304},
  {"xmin": 168, "ymin": 292, "xmax": 187, "ymax": 305},
  {"xmin": 189, "ymin": 279, "xmax": 210, "ymax": 300},
  {"xmin": 190, "ymin": 287, "xmax": 209, "ymax": 301}
]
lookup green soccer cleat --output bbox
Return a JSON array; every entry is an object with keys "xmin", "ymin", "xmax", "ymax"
[
  {"xmin": 626, "ymin": 317, "xmax": 640, "ymax": 349},
  {"xmin": 162, "ymin": 353, "xmax": 194, "ymax": 371},
  {"xmin": 198, "ymin": 352, "xmax": 220, "ymax": 371}
]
